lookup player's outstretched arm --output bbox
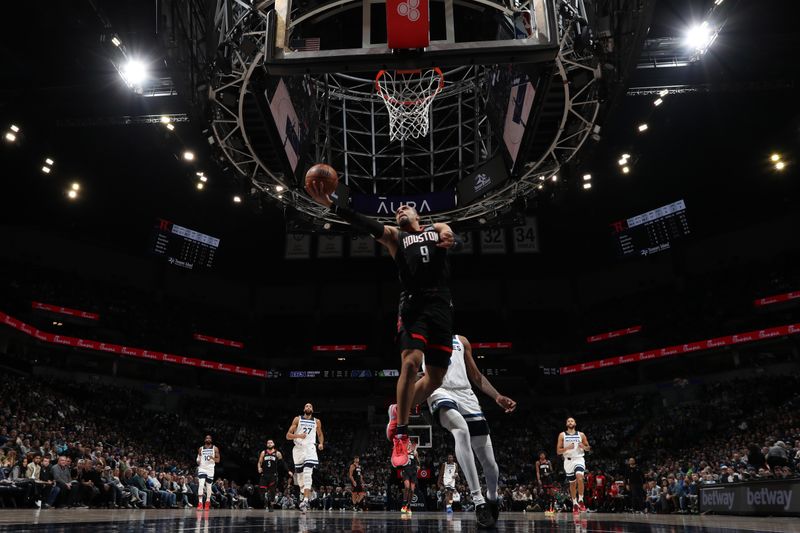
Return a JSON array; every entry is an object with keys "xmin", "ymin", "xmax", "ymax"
[
  {"xmin": 432, "ymin": 223, "xmax": 463, "ymax": 250},
  {"xmin": 307, "ymin": 180, "xmax": 399, "ymax": 254},
  {"xmin": 460, "ymin": 335, "xmax": 516, "ymax": 413}
]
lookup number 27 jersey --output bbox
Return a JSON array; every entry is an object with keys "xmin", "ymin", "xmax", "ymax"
[{"xmin": 395, "ymin": 225, "xmax": 450, "ymax": 292}]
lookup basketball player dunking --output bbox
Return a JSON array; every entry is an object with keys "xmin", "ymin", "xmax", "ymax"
[
  {"xmin": 439, "ymin": 454, "xmax": 459, "ymax": 513},
  {"xmin": 348, "ymin": 456, "xmax": 366, "ymax": 512},
  {"xmin": 307, "ymin": 179, "xmax": 462, "ymax": 467},
  {"xmin": 424, "ymin": 334, "xmax": 516, "ymax": 527},
  {"xmin": 257, "ymin": 439, "xmax": 291, "ymax": 512},
  {"xmin": 556, "ymin": 417, "xmax": 591, "ymax": 513},
  {"xmin": 196, "ymin": 434, "xmax": 220, "ymax": 510},
  {"xmin": 286, "ymin": 403, "xmax": 324, "ymax": 513}
]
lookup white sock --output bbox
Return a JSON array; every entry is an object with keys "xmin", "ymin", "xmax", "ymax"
[{"xmin": 472, "ymin": 490, "xmax": 485, "ymax": 506}]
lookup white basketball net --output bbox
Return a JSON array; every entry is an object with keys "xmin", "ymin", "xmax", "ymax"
[{"xmin": 375, "ymin": 67, "xmax": 444, "ymax": 142}]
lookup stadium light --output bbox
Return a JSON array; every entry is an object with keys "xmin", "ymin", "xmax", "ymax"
[
  {"xmin": 166, "ymin": 123, "xmax": 175, "ymax": 131},
  {"xmin": 276, "ymin": 185, "xmax": 285, "ymax": 192},
  {"xmin": 618, "ymin": 158, "xmax": 627, "ymax": 166},
  {"xmin": 551, "ymin": 175, "xmax": 558, "ymax": 182},
  {"xmin": 537, "ymin": 184, "xmax": 544, "ymax": 190},
  {"xmin": 775, "ymin": 161, "xmax": 786, "ymax": 171},
  {"xmin": 67, "ymin": 190, "xmax": 78, "ymax": 199},
  {"xmin": 658, "ymin": 90, "xmax": 668, "ymax": 98},
  {"xmin": 196, "ymin": 182, "xmax": 204, "ymax": 190},
  {"xmin": 714, "ymin": 0, "xmax": 724, "ymax": 5},
  {"xmin": 654, "ymin": 98, "xmax": 663, "ymax": 107},
  {"xmin": 160, "ymin": 116, "xmax": 171, "ymax": 124},
  {"xmin": 337, "ymin": 357, "xmax": 346, "ymax": 361},
  {"xmin": 41, "ymin": 166, "xmax": 51, "ymax": 174},
  {"xmin": 233, "ymin": 195, "xmax": 242, "ymax": 203},
  {"xmin": 71, "ymin": 182, "xmax": 80, "ymax": 191},
  {"xmin": 4, "ymin": 132, "xmax": 16, "ymax": 142},
  {"xmin": 583, "ymin": 174, "xmax": 592, "ymax": 181},
  {"xmin": 638, "ymin": 123, "xmax": 648, "ymax": 132},
  {"xmin": 10, "ymin": 125, "xmax": 19, "ymax": 133},
  {"xmin": 121, "ymin": 59, "xmax": 147, "ymax": 88},
  {"xmin": 45, "ymin": 158, "xmax": 54, "ymax": 166},
  {"xmin": 622, "ymin": 166, "xmax": 631, "ymax": 174},
  {"xmin": 111, "ymin": 36, "xmax": 122, "ymax": 47},
  {"xmin": 686, "ymin": 22, "xmax": 715, "ymax": 55},
  {"xmin": 199, "ymin": 176, "xmax": 208, "ymax": 183},
  {"xmin": 621, "ymin": 153, "xmax": 631, "ymax": 159},
  {"xmin": 770, "ymin": 153, "xmax": 781, "ymax": 162},
  {"xmin": 183, "ymin": 151, "xmax": 195, "ymax": 161},
  {"xmin": 582, "ymin": 182, "xmax": 592, "ymax": 190}
]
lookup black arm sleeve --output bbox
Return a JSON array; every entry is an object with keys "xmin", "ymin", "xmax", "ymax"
[{"xmin": 329, "ymin": 204, "xmax": 385, "ymax": 239}]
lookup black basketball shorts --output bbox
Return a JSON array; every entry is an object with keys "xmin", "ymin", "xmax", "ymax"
[{"xmin": 396, "ymin": 291, "xmax": 454, "ymax": 368}]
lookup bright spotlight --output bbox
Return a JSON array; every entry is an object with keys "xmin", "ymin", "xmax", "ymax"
[
  {"xmin": 658, "ymin": 90, "xmax": 668, "ymax": 98},
  {"xmin": 686, "ymin": 22, "xmax": 714, "ymax": 52},
  {"xmin": 121, "ymin": 59, "xmax": 148, "ymax": 88},
  {"xmin": 41, "ymin": 166, "xmax": 51, "ymax": 174},
  {"xmin": 537, "ymin": 184, "xmax": 544, "ymax": 190},
  {"xmin": 166, "ymin": 123, "xmax": 175, "ymax": 131},
  {"xmin": 199, "ymin": 176, "xmax": 208, "ymax": 183},
  {"xmin": 714, "ymin": 0, "xmax": 724, "ymax": 5},
  {"xmin": 638, "ymin": 123, "xmax": 648, "ymax": 132},
  {"xmin": 10, "ymin": 125, "xmax": 19, "ymax": 133},
  {"xmin": 276, "ymin": 185, "xmax": 285, "ymax": 192},
  {"xmin": 618, "ymin": 158, "xmax": 627, "ymax": 166},
  {"xmin": 654, "ymin": 98, "xmax": 663, "ymax": 106},
  {"xmin": 551, "ymin": 175, "xmax": 558, "ymax": 182},
  {"xmin": 71, "ymin": 182, "xmax": 80, "ymax": 191},
  {"xmin": 775, "ymin": 161, "xmax": 786, "ymax": 171},
  {"xmin": 111, "ymin": 36, "xmax": 122, "ymax": 47},
  {"xmin": 582, "ymin": 182, "xmax": 592, "ymax": 190},
  {"xmin": 622, "ymin": 153, "xmax": 631, "ymax": 159},
  {"xmin": 233, "ymin": 195, "xmax": 242, "ymax": 203},
  {"xmin": 622, "ymin": 166, "xmax": 631, "ymax": 174},
  {"xmin": 45, "ymin": 158, "xmax": 54, "ymax": 165},
  {"xmin": 183, "ymin": 151, "xmax": 195, "ymax": 161},
  {"xmin": 5, "ymin": 132, "xmax": 16, "ymax": 142},
  {"xmin": 160, "ymin": 116, "xmax": 171, "ymax": 124},
  {"xmin": 67, "ymin": 190, "xmax": 78, "ymax": 199},
  {"xmin": 196, "ymin": 182, "xmax": 204, "ymax": 190},
  {"xmin": 583, "ymin": 174, "xmax": 592, "ymax": 181},
  {"xmin": 770, "ymin": 153, "xmax": 781, "ymax": 162}
]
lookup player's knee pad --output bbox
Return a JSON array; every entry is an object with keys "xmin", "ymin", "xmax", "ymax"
[{"xmin": 303, "ymin": 467, "xmax": 313, "ymax": 490}]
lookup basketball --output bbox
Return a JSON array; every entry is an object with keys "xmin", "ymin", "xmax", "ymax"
[{"xmin": 305, "ymin": 163, "xmax": 339, "ymax": 196}]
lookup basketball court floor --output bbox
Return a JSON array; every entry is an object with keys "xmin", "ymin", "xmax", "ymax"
[{"xmin": 0, "ymin": 510, "xmax": 796, "ymax": 532}]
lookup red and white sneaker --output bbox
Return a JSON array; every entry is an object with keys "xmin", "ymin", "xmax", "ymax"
[
  {"xmin": 391, "ymin": 435, "xmax": 410, "ymax": 467},
  {"xmin": 572, "ymin": 502, "xmax": 580, "ymax": 514},
  {"xmin": 204, "ymin": 501, "xmax": 211, "ymax": 510},
  {"xmin": 386, "ymin": 404, "xmax": 398, "ymax": 441},
  {"xmin": 197, "ymin": 502, "xmax": 203, "ymax": 510},
  {"xmin": 579, "ymin": 501, "xmax": 587, "ymax": 512}
]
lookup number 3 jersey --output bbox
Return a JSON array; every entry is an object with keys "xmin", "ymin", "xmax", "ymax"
[{"xmin": 395, "ymin": 225, "xmax": 450, "ymax": 293}]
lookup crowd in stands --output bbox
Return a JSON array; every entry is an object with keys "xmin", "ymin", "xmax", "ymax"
[{"xmin": 1, "ymin": 363, "xmax": 798, "ymax": 513}]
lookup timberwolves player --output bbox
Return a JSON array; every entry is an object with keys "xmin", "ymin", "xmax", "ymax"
[
  {"xmin": 348, "ymin": 456, "xmax": 366, "ymax": 511},
  {"xmin": 439, "ymin": 454, "xmax": 459, "ymax": 513},
  {"xmin": 556, "ymin": 417, "xmax": 591, "ymax": 513},
  {"xmin": 424, "ymin": 334, "xmax": 516, "ymax": 528},
  {"xmin": 286, "ymin": 403, "xmax": 325, "ymax": 513},
  {"xmin": 196, "ymin": 434, "xmax": 219, "ymax": 510},
  {"xmin": 257, "ymin": 439, "xmax": 289, "ymax": 511},
  {"xmin": 307, "ymin": 180, "xmax": 462, "ymax": 468}
]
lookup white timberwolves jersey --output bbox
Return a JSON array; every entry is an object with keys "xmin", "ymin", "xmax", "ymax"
[
  {"xmin": 443, "ymin": 462, "xmax": 457, "ymax": 486},
  {"xmin": 563, "ymin": 431, "xmax": 584, "ymax": 459},
  {"xmin": 295, "ymin": 416, "xmax": 317, "ymax": 448},
  {"xmin": 199, "ymin": 446, "xmax": 215, "ymax": 473},
  {"xmin": 423, "ymin": 336, "xmax": 470, "ymax": 390}
]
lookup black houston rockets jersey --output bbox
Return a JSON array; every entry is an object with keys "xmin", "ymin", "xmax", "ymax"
[{"xmin": 395, "ymin": 225, "xmax": 450, "ymax": 292}]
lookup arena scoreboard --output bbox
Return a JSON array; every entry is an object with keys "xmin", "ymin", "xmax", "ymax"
[
  {"xmin": 611, "ymin": 199, "xmax": 690, "ymax": 257},
  {"xmin": 151, "ymin": 218, "xmax": 220, "ymax": 270}
]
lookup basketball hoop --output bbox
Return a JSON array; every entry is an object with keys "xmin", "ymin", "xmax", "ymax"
[{"xmin": 375, "ymin": 67, "xmax": 444, "ymax": 141}]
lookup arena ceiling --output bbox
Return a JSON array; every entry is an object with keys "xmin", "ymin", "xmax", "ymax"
[{"xmin": 0, "ymin": 0, "xmax": 798, "ymax": 278}]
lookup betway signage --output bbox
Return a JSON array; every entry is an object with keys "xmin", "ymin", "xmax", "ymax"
[
  {"xmin": 352, "ymin": 192, "xmax": 456, "ymax": 216},
  {"xmin": 700, "ymin": 480, "xmax": 800, "ymax": 516}
]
